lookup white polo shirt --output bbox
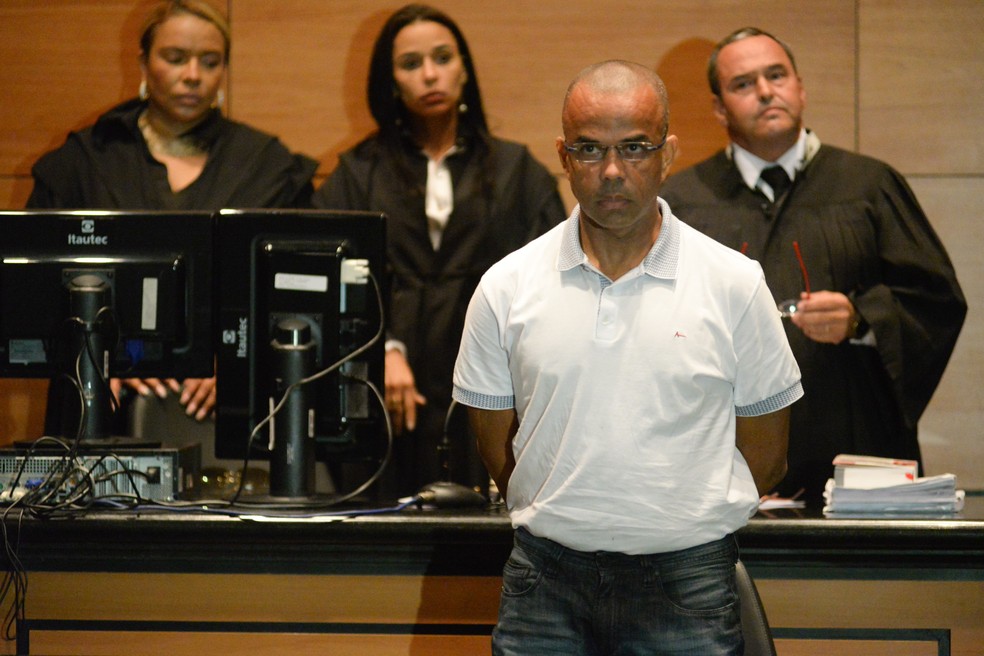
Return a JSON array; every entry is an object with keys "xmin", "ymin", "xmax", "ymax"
[{"xmin": 453, "ymin": 201, "xmax": 802, "ymax": 554}]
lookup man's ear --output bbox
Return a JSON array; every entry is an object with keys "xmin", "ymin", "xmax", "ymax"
[
  {"xmin": 659, "ymin": 135, "xmax": 679, "ymax": 182},
  {"xmin": 711, "ymin": 95, "xmax": 729, "ymax": 129},
  {"xmin": 555, "ymin": 136, "xmax": 572, "ymax": 179}
]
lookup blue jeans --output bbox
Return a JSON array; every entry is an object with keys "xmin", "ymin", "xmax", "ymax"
[{"xmin": 492, "ymin": 528, "xmax": 742, "ymax": 656}]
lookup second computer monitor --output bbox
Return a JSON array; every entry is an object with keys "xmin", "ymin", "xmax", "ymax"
[{"xmin": 213, "ymin": 209, "xmax": 387, "ymax": 469}]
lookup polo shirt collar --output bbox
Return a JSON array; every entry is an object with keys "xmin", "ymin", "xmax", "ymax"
[{"xmin": 559, "ymin": 199, "xmax": 680, "ymax": 280}]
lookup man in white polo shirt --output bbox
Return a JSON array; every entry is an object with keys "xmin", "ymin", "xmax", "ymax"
[{"xmin": 453, "ymin": 60, "xmax": 802, "ymax": 655}]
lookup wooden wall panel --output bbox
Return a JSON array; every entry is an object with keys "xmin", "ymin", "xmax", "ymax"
[
  {"xmin": 859, "ymin": 0, "xmax": 984, "ymax": 174},
  {"xmin": 758, "ymin": 578, "xmax": 984, "ymax": 656},
  {"xmin": 0, "ymin": 0, "xmax": 157, "ymax": 178},
  {"xmin": 27, "ymin": 572, "xmax": 502, "ymax": 623},
  {"xmin": 26, "ymin": 633, "xmax": 491, "ymax": 656},
  {"xmin": 13, "ymin": 571, "xmax": 984, "ymax": 656},
  {"xmin": 774, "ymin": 642, "xmax": 938, "ymax": 656},
  {"xmin": 840, "ymin": 2, "xmax": 983, "ymax": 487},
  {"xmin": 906, "ymin": 178, "xmax": 984, "ymax": 483},
  {"xmin": 0, "ymin": 379, "xmax": 47, "ymax": 444},
  {"xmin": 0, "ymin": 178, "xmax": 30, "ymax": 213}
]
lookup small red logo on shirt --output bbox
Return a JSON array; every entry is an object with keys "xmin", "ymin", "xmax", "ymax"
[{"xmin": 674, "ymin": 331, "xmax": 687, "ymax": 338}]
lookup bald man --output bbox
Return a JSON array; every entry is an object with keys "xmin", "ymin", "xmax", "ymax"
[{"xmin": 453, "ymin": 60, "xmax": 802, "ymax": 655}]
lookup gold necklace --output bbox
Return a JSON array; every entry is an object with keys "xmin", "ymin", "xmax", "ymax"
[{"xmin": 138, "ymin": 111, "xmax": 205, "ymax": 158}]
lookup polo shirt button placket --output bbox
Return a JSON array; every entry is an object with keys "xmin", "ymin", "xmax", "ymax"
[{"xmin": 597, "ymin": 290, "xmax": 618, "ymax": 341}]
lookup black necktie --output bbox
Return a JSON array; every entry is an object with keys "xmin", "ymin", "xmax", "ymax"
[{"xmin": 760, "ymin": 165, "xmax": 791, "ymax": 202}]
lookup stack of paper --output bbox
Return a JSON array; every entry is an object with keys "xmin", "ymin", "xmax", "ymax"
[
  {"xmin": 832, "ymin": 454, "xmax": 918, "ymax": 489},
  {"xmin": 823, "ymin": 455, "xmax": 964, "ymax": 516}
]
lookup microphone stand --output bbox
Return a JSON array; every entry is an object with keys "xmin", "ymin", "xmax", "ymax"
[{"xmin": 416, "ymin": 399, "xmax": 486, "ymax": 507}]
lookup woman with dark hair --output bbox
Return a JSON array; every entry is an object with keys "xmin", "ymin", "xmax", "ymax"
[
  {"xmin": 314, "ymin": 4, "xmax": 565, "ymax": 497},
  {"xmin": 28, "ymin": 0, "xmax": 317, "ymax": 428}
]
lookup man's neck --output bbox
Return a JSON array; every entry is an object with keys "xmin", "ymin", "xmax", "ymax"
[
  {"xmin": 731, "ymin": 129, "xmax": 799, "ymax": 163},
  {"xmin": 730, "ymin": 129, "xmax": 810, "ymax": 192},
  {"xmin": 579, "ymin": 211, "xmax": 661, "ymax": 281}
]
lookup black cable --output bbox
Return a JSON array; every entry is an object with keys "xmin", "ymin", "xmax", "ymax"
[
  {"xmin": 230, "ymin": 270, "xmax": 388, "ymax": 506},
  {"xmin": 0, "ymin": 267, "xmax": 396, "ymax": 642},
  {"xmin": 0, "ymin": 495, "xmax": 28, "ymax": 641}
]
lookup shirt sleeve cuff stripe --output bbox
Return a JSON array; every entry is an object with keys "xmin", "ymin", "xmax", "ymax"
[
  {"xmin": 452, "ymin": 386, "xmax": 515, "ymax": 410},
  {"xmin": 736, "ymin": 381, "xmax": 804, "ymax": 417}
]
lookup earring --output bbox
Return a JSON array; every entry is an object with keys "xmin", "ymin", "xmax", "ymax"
[
  {"xmin": 458, "ymin": 102, "xmax": 468, "ymax": 114},
  {"xmin": 212, "ymin": 89, "xmax": 225, "ymax": 109},
  {"xmin": 139, "ymin": 80, "xmax": 148, "ymax": 101}
]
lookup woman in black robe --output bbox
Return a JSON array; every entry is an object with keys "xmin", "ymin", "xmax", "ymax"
[
  {"xmin": 314, "ymin": 4, "xmax": 565, "ymax": 497},
  {"xmin": 27, "ymin": 0, "xmax": 316, "ymax": 433}
]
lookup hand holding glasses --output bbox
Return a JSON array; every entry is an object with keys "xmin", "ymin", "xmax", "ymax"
[{"xmin": 777, "ymin": 241, "xmax": 810, "ymax": 318}]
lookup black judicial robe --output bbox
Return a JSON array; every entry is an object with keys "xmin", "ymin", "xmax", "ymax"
[
  {"xmin": 28, "ymin": 99, "xmax": 317, "ymax": 210},
  {"xmin": 313, "ymin": 134, "xmax": 565, "ymax": 493},
  {"xmin": 661, "ymin": 142, "xmax": 966, "ymax": 504}
]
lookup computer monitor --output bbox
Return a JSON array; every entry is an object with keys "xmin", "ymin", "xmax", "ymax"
[
  {"xmin": 213, "ymin": 209, "xmax": 387, "ymax": 499},
  {"xmin": 0, "ymin": 210, "xmax": 214, "ymax": 442}
]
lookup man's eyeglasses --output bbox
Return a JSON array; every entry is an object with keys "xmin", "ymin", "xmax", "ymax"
[{"xmin": 563, "ymin": 136, "xmax": 668, "ymax": 163}]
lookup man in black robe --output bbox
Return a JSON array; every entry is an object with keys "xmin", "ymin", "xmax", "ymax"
[{"xmin": 661, "ymin": 27, "xmax": 966, "ymax": 505}]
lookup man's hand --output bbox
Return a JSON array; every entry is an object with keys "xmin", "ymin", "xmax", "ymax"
[{"xmin": 789, "ymin": 291, "xmax": 858, "ymax": 344}]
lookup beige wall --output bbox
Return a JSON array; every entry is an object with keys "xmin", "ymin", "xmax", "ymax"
[{"xmin": 0, "ymin": 1, "xmax": 981, "ymax": 487}]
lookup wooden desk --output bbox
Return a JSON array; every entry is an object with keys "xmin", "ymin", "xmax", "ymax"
[{"xmin": 6, "ymin": 497, "xmax": 984, "ymax": 655}]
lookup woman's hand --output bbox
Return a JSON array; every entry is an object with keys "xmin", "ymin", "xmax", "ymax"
[
  {"xmin": 178, "ymin": 377, "xmax": 217, "ymax": 420},
  {"xmin": 385, "ymin": 349, "xmax": 426, "ymax": 435},
  {"xmin": 111, "ymin": 376, "xmax": 216, "ymax": 421}
]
